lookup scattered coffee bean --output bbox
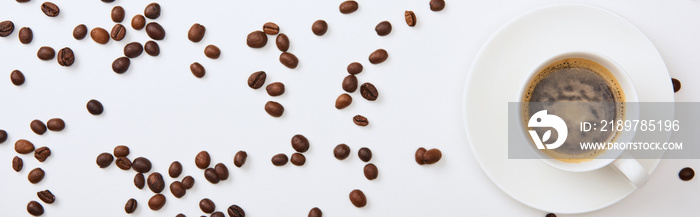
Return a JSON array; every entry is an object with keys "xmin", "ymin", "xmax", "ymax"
[
  {"xmin": 87, "ymin": 99, "xmax": 104, "ymax": 115},
  {"xmin": 279, "ymin": 52, "xmax": 299, "ymax": 69},
  {"xmin": 215, "ymin": 163, "xmax": 229, "ymax": 180},
  {"xmin": 309, "ymin": 207, "xmax": 322, "ymax": 217},
  {"xmin": 27, "ymin": 201, "xmax": 44, "ymax": 216},
  {"xmin": 30, "ymin": 120, "xmax": 47, "ymax": 135},
  {"xmin": 188, "ymin": 23, "xmax": 206, "ymax": 42},
  {"xmin": 680, "ymin": 167, "xmax": 694, "ymax": 181},
  {"xmin": 334, "ymin": 144, "xmax": 350, "ymax": 160},
  {"xmin": 144, "ymin": 3, "xmax": 161, "ymax": 19},
  {"xmin": 41, "ymin": 2, "xmax": 59, "ymax": 17},
  {"xmin": 15, "ymin": 139, "xmax": 35, "ymax": 154},
  {"xmin": 195, "ymin": 151, "xmax": 211, "ymax": 169},
  {"xmin": 170, "ymin": 181, "xmax": 186, "ymax": 198},
  {"xmin": 148, "ymin": 194, "xmax": 166, "ymax": 210},
  {"xmin": 91, "ymin": 27, "xmax": 110, "ymax": 44},
  {"xmin": 364, "ymin": 163, "xmax": 378, "ymax": 180},
  {"xmin": 134, "ymin": 173, "xmax": 145, "ymax": 189},
  {"xmin": 263, "ymin": 22, "xmax": 280, "ymax": 35},
  {"xmin": 212, "ymin": 212, "xmax": 225, "ymax": 217},
  {"xmin": 291, "ymin": 134, "xmax": 310, "ymax": 152},
  {"xmin": 0, "ymin": 129, "xmax": 6, "ymax": 144},
  {"xmin": 147, "ymin": 172, "xmax": 165, "ymax": 193},
  {"xmin": 37, "ymin": 46, "xmax": 55, "ymax": 60},
  {"xmin": 125, "ymin": 198, "xmax": 137, "ymax": 214},
  {"xmin": 360, "ymin": 82, "xmax": 378, "ymax": 101},
  {"xmin": 96, "ymin": 152, "xmax": 114, "ymax": 168},
  {"xmin": 358, "ymin": 147, "xmax": 372, "ymax": 162},
  {"xmin": 124, "ymin": 42, "xmax": 143, "ymax": 58},
  {"xmin": 131, "ymin": 15, "xmax": 146, "ymax": 30},
  {"xmin": 18, "ymin": 27, "xmax": 32, "ymax": 44},
  {"xmin": 247, "ymin": 71, "xmax": 266, "ymax": 89},
  {"xmin": 335, "ymin": 93, "xmax": 352, "ymax": 109},
  {"xmin": 182, "ymin": 175, "xmax": 195, "ymax": 189},
  {"xmin": 312, "ymin": 20, "xmax": 328, "ymax": 36},
  {"xmin": 353, "ymin": 115, "xmax": 369, "ymax": 126},
  {"xmin": 34, "ymin": 146, "xmax": 51, "ymax": 162},
  {"xmin": 57, "ymin": 47, "xmax": 75, "ymax": 66},
  {"xmin": 375, "ymin": 21, "xmax": 392, "ymax": 36},
  {"xmin": 234, "ymin": 151, "xmax": 247, "ymax": 168},
  {"xmin": 11, "ymin": 70, "xmax": 25, "ymax": 86},
  {"xmin": 112, "ymin": 6, "xmax": 125, "ymax": 22},
  {"xmin": 368, "ymin": 49, "xmax": 388, "ymax": 64},
  {"xmin": 342, "ymin": 75, "xmax": 358, "ymax": 93},
  {"xmin": 415, "ymin": 147, "xmax": 426, "ymax": 165},
  {"xmin": 169, "ymin": 161, "xmax": 183, "ymax": 178},
  {"xmin": 423, "ymin": 148, "xmax": 442, "ymax": 164},
  {"xmin": 545, "ymin": 213, "xmax": 557, "ymax": 217},
  {"xmin": 405, "ymin": 11, "xmax": 417, "ymax": 27},
  {"xmin": 204, "ymin": 45, "xmax": 221, "ymax": 59},
  {"xmin": 116, "ymin": 157, "xmax": 132, "ymax": 170},
  {"xmin": 672, "ymin": 78, "xmax": 681, "ymax": 93},
  {"xmin": 176, "ymin": 214, "xmax": 185, "ymax": 217},
  {"xmin": 28, "ymin": 168, "xmax": 45, "ymax": 184},
  {"xmin": 339, "ymin": 1, "xmax": 359, "ymax": 14},
  {"xmin": 12, "ymin": 156, "xmax": 23, "ymax": 172},
  {"xmin": 204, "ymin": 168, "xmax": 220, "ymax": 184},
  {"xmin": 228, "ymin": 205, "xmax": 245, "ymax": 217},
  {"xmin": 47, "ymin": 118, "xmax": 65, "ymax": 131},
  {"xmin": 132, "ymin": 157, "xmax": 152, "ymax": 173},
  {"xmin": 112, "ymin": 57, "xmax": 131, "ymax": 74},
  {"xmin": 347, "ymin": 62, "xmax": 363, "ymax": 75},
  {"xmin": 200, "ymin": 198, "xmax": 216, "ymax": 213},
  {"xmin": 276, "ymin": 33, "xmax": 289, "ymax": 52},
  {"xmin": 349, "ymin": 189, "xmax": 367, "ymax": 208},
  {"xmin": 430, "ymin": 0, "xmax": 446, "ymax": 11},
  {"xmin": 37, "ymin": 190, "xmax": 55, "ymax": 204},
  {"xmin": 73, "ymin": 24, "xmax": 87, "ymax": 40},
  {"xmin": 266, "ymin": 82, "xmax": 285, "ymax": 96},
  {"xmin": 264, "ymin": 101, "xmax": 284, "ymax": 117},
  {"xmin": 146, "ymin": 22, "xmax": 165, "ymax": 40},
  {"xmin": 114, "ymin": 145, "xmax": 129, "ymax": 157},
  {"xmin": 144, "ymin": 40, "xmax": 160, "ymax": 56},
  {"xmin": 246, "ymin": 30, "xmax": 267, "ymax": 48},
  {"xmin": 291, "ymin": 153, "xmax": 306, "ymax": 166},
  {"xmin": 0, "ymin": 20, "xmax": 14, "ymax": 37},
  {"xmin": 111, "ymin": 24, "xmax": 126, "ymax": 41},
  {"xmin": 271, "ymin": 153, "xmax": 288, "ymax": 166}
]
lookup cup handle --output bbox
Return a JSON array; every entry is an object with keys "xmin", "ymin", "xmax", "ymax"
[{"xmin": 610, "ymin": 152, "xmax": 649, "ymax": 188}]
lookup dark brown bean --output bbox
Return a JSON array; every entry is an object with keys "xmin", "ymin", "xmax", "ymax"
[
  {"xmin": 125, "ymin": 198, "xmax": 137, "ymax": 214},
  {"xmin": 204, "ymin": 45, "xmax": 221, "ymax": 59},
  {"xmin": 0, "ymin": 129, "xmax": 6, "ymax": 144},
  {"xmin": 342, "ymin": 75, "xmax": 358, "ymax": 93},
  {"xmin": 264, "ymin": 101, "xmax": 284, "ymax": 117},
  {"xmin": 364, "ymin": 163, "xmax": 378, "ymax": 180},
  {"xmin": 228, "ymin": 205, "xmax": 245, "ymax": 217},
  {"xmin": 57, "ymin": 47, "xmax": 75, "ymax": 66},
  {"xmin": 134, "ymin": 173, "xmax": 145, "ymax": 189},
  {"xmin": 680, "ymin": 167, "xmax": 694, "ymax": 181},
  {"xmin": 195, "ymin": 151, "xmax": 211, "ymax": 169},
  {"xmin": 246, "ymin": 30, "xmax": 267, "ymax": 48},
  {"xmin": 148, "ymin": 194, "xmax": 166, "ymax": 210},
  {"xmin": 358, "ymin": 147, "xmax": 372, "ymax": 162},
  {"xmin": 146, "ymin": 22, "xmax": 165, "ymax": 40},
  {"xmin": 170, "ymin": 181, "xmax": 186, "ymax": 198},
  {"xmin": 375, "ymin": 21, "xmax": 392, "ymax": 36},
  {"xmin": 116, "ymin": 157, "xmax": 132, "ymax": 170},
  {"xmin": 28, "ymin": 168, "xmax": 45, "ymax": 184},
  {"xmin": 353, "ymin": 115, "xmax": 369, "ymax": 126},
  {"xmin": 266, "ymin": 82, "xmax": 285, "ymax": 96},
  {"xmin": 34, "ymin": 146, "xmax": 51, "ymax": 162},
  {"xmin": 169, "ymin": 161, "xmax": 182, "ymax": 178},
  {"xmin": 339, "ymin": 1, "xmax": 359, "ymax": 14},
  {"xmin": 188, "ymin": 23, "xmax": 206, "ymax": 42},
  {"xmin": 405, "ymin": 11, "xmax": 417, "ymax": 27},
  {"xmin": 215, "ymin": 163, "xmax": 229, "ymax": 180},
  {"xmin": 546, "ymin": 213, "xmax": 557, "ymax": 217},
  {"xmin": 247, "ymin": 71, "xmax": 266, "ymax": 89},
  {"xmin": 430, "ymin": 0, "xmax": 446, "ymax": 11},
  {"xmin": 672, "ymin": 78, "xmax": 681, "ymax": 93},
  {"xmin": 271, "ymin": 153, "xmax": 288, "ymax": 166},
  {"xmin": 15, "ymin": 139, "xmax": 35, "ymax": 154},
  {"xmin": 415, "ymin": 147, "xmax": 426, "ymax": 165},
  {"xmin": 423, "ymin": 148, "xmax": 442, "ymax": 164},
  {"xmin": 349, "ymin": 189, "xmax": 367, "ymax": 208},
  {"xmin": 111, "ymin": 24, "xmax": 126, "ymax": 41},
  {"xmin": 91, "ymin": 27, "xmax": 110, "ymax": 44},
  {"xmin": 30, "ymin": 120, "xmax": 47, "ymax": 135},
  {"xmin": 124, "ymin": 42, "xmax": 143, "ymax": 58},
  {"xmin": 37, "ymin": 46, "xmax": 55, "ymax": 60},
  {"xmin": 18, "ymin": 27, "xmax": 32, "ymax": 44},
  {"xmin": 212, "ymin": 211, "xmax": 225, "ymax": 217},
  {"xmin": 114, "ymin": 145, "xmax": 129, "ymax": 157},
  {"xmin": 41, "ymin": 2, "xmax": 60, "ymax": 17},
  {"xmin": 291, "ymin": 134, "xmax": 309, "ymax": 152},
  {"xmin": 47, "ymin": 118, "xmax": 65, "ymax": 131},
  {"xmin": 263, "ymin": 22, "xmax": 280, "ymax": 35},
  {"xmin": 73, "ymin": 24, "xmax": 87, "ymax": 40},
  {"xmin": 335, "ymin": 93, "xmax": 352, "ymax": 109},
  {"xmin": 204, "ymin": 168, "xmax": 220, "ymax": 184},
  {"xmin": 312, "ymin": 20, "xmax": 328, "ymax": 36},
  {"xmin": 147, "ymin": 172, "xmax": 165, "ymax": 193},
  {"xmin": 11, "ymin": 70, "xmax": 25, "ymax": 86},
  {"xmin": 176, "ymin": 214, "xmax": 185, "ymax": 217},
  {"xmin": 144, "ymin": 40, "xmax": 160, "ymax": 56},
  {"xmin": 96, "ymin": 152, "xmax": 113, "ymax": 168},
  {"xmin": 279, "ymin": 52, "xmax": 299, "ymax": 69},
  {"xmin": 131, "ymin": 15, "xmax": 146, "ymax": 30},
  {"xmin": 37, "ymin": 190, "xmax": 55, "ymax": 204},
  {"xmin": 334, "ymin": 144, "xmax": 350, "ymax": 160},
  {"xmin": 347, "ymin": 62, "xmax": 363, "ymax": 75},
  {"xmin": 132, "ymin": 157, "xmax": 152, "ymax": 173},
  {"xmin": 0, "ymin": 20, "xmax": 14, "ymax": 37},
  {"xmin": 200, "ymin": 198, "xmax": 216, "ymax": 213},
  {"xmin": 290, "ymin": 153, "xmax": 306, "ymax": 166},
  {"xmin": 27, "ymin": 201, "xmax": 44, "ymax": 216},
  {"xmin": 12, "ymin": 156, "xmax": 23, "ymax": 172},
  {"xmin": 87, "ymin": 99, "xmax": 104, "ymax": 115},
  {"xmin": 234, "ymin": 151, "xmax": 247, "ymax": 168},
  {"xmin": 112, "ymin": 57, "xmax": 131, "ymax": 74},
  {"xmin": 182, "ymin": 175, "xmax": 195, "ymax": 189},
  {"xmin": 360, "ymin": 83, "xmax": 378, "ymax": 101},
  {"xmin": 276, "ymin": 33, "xmax": 289, "ymax": 52},
  {"xmin": 112, "ymin": 6, "xmax": 125, "ymax": 22},
  {"xmin": 308, "ymin": 208, "xmax": 323, "ymax": 217},
  {"xmin": 368, "ymin": 49, "xmax": 388, "ymax": 64},
  {"xmin": 144, "ymin": 3, "xmax": 161, "ymax": 19}
]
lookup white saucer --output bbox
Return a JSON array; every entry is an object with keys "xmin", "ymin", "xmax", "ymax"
[{"xmin": 463, "ymin": 4, "xmax": 674, "ymax": 214}]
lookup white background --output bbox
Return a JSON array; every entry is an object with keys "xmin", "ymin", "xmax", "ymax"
[{"xmin": 0, "ymin": 0, "xmax": 698, "ymax": 216}]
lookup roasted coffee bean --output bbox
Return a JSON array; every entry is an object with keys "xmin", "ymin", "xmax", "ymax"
[
  {"xmin": 34, "ymin": 146, "xmax": 51, "ymax": 162},
  {"xmin": 18, "ymin": 27, "xmax": 32, "ymax": 44},
  {"xmin": 215, "ymin": 163, "xmax": 229, "ymax": 180},
  {"xmin": 271, "ymin": 153, "xmax": 288, "ymax": 166},
  {"xmin": 132, "ymin": 157, "xmax": 152, "ymax": 173},
  {"xmin": 200, "ymin": 198, "xmax": 216, "ymax": 213},
  {"xmin": 182, "ymin": 175, "xmax": 195, "ymax": 189},
  {"xmin": 364, "ymin": 163, "xmax": 378, "ymax": 180},
  {"xmin": 144, "ymin": 40, "xmax": 160, "ymax": 56},
  {"xmin": 57, "ymin": 47, "xmax": 75, "ymax": 66},
  {"xmin": 342, "ymin": 75, "xmax": 358, "ymax": 93},
  {"xmin": 73, "ymin": 24, "xmax": 87, "ymax": 40},
  {"xmin": 125, "ymin": 198, "xmax": 137, "ymax": 214},
  {"xmin": 228, "ymin": 205, "xmax": 245, "ymax": 217},
  {"xmin": 234, "ymin": 151, "xmax": 247, "ymax": 168},
  {"xmin": 46, "ymin": 118, "xmax": 65, "ymax": 131},
  {"xmin": 353, "ymin": 115, "xmax": 368, "ymax": 126},
  {"xmin": 146, "ymin": 22, "xmax": 165, "ymax": 40},
  {"xmin": 111, "ymin": 6, "xmax": 125, "ymax": 22},
  {"xmin": 41, "ymin": 2, "xmax": 59, "ymax": 17},
  {"xmin": 114, "ymin": 145, "xmax": 129, "ymax": 157},
  {"xmin": 335, "ymin": 94, "xmax": 352, "ymax": 109},
  {"xmin": 190, "ymin": 62, "xmax": 205, "ymax": 78},
  {"xmin": 312, "ymin": 20, "xmax": 328, "ymax": 36},
  {"xmin": 334, "ymin": 144, "xmax": 350, "ymax": 160},
  {"xmin": 204, "ymin": 168, "xmax": 220, "ymax": 184},
  {"xmin": 148, "ymin": 194, "xmax": 166, "ymax": 210},
  {"xmin": 423, "ymin": 148, "xmax": 442, "ymax": 164},
  {"xmin": 375, "ymin": 21, "xmax": 392, "ymax": 36},
  {"xmin": 339, "ymin": 1, "xmax": 358, "ymax": 14},
  {"xmin": 170, "ymin": 181, "xmax": 186, "ymax": 198},
  {"xmin": 27, "ymin": 201, "xmax": 44, "ymax": 216},
  {"xmin": 279, "ymin": 52, "xmax": 299, "ymax": 69},
  {"xmin": 204, "ymin": 45, "xmax": 221, "ymax": 59},
  {"xmin": 276, "ymin": 33, "xmax": 289, "ymax": 52},
  {"xmin": 30, "ymin": 120, "xmax": 47, "ymax": 135},
  {"xmin": 37, "ymin": 190, "xmax": 55, "ymax": 204},
  {"xmin": 134, "ymin": 173, "xmax": 145, "ymax": 189},
  {"xmin": 28, "ymin": 168, "xmax": 45, "ymax": 184},
  {"xmin": 12, "ymin": 156, "xmax": 23, "ymax": 172},
  {"xmin": 264, "ymin": 101, "xmax": 284, "ymax": 117},
  {"xmin": 358, "ymin": 147, "xmax": 372, "ymax": 162},
  {"xmin": 188, "ymin": 23, "xmax": 206, "ymax": 42},
  {"xmin": 116, "ymin": 157, "xmax": 132, "ymax": 170},
  {"xmin": 290, "ymin": 153, "xmax": 306, "ymax": 166},
  {"xmin": 96, "ymin": 152, "xmax": 114, "ymax": 168},
  {"xmin": 263, "ymin": 22, "xmax": 280, "ymax": 35},
  {"xmin": 680, "ymin": 167, "xmax": 694, "ymax": 181},
  {"xmin": 0, "ymin": 20, "xmax": 14, "ymax": 37},
  {"xmin": 195, "ymin": 151, "xmax": 211, "ymax": 169},
  {"xmin": 131, "ymin": 15, "xmax": 146, "ymax": 30},
  {"xmin": 430, "ymin": 0, "xmax": 446, "ymax": 11},
  {"xmin": 15, "ymin": 139, "xmax": 35, "ymax": 154},
  {"xmin": 246, "ymin": 30, "xmax": 267, "ymax": 48},
  {"xmin": 11, "ymin": 70, "xmax": 25, "ymax": 86},
  {"xmin": 0, "ymin": 129, "xmax": 6, "ymax": 144},
  {"xmin": 111, "ymin": 24, "xmax": 126, "ymax": 41},
  {"xmin": 347, "ymin": 62, "xmax": 363, "ymax": 75},
  {"xmin": 147, "ymin": 172, "xmax": 165, "ymax": 193},
  {"xmin": 101, "ymin": 0, "xmax": 115, "ymax": 3},
  {"xmin": 169, "ymin": 161, "xmax": 182, "ymax": 178},
  {"xmin": 349, "ymin": 189, "xmax": 367, "ymax": 208},
  {"xmin": 291, "ymin": 134, "xmax": 310, "ymax": 152},
  {"xmin": 415, "ymin": 147, "xmax": 426, "ymax": 165},
  {"xmin": 266, "ymin": 82, "xmax": 285, "ymax": 96},
  {"xmin": 545, "ymin": 213, "xmax": 557, "ymax": 217},
  {"xmin": 247, "ymin": 71, "xmax": 266, "ymax": 89},
  {"xmin": 112, "ymin": 57, "xmax": 131, "ymax": 74},
  {"xmin": 368, "ymin": 49, "xmax": 388, "ymax": 64},
  {"xmin": 91, "ymin": 27, "xmax": 110, "ymax": 44},
  {"xmin": 87, "ymin": 99, "xmax": 104, "ymax": 115},
  {"xmin": 37, "ymin": 46, "xmax": 55, "ymax": 60},
  {"xmin": 360, "ymin": 83, "xmax": 378, "ymax": 101},
  {"xmin": 144, "ymin": 3, "xmax": 161, "ymax": 19},
  {"xmin": 124, "ymin": 42, "xmax": 143, "ymax": 58},
  {"xmin": 672, "ymin": 78, "xmax": 681, "ymax": 93},
  {"xmin": 405, "ymin": 11, "xmax": 417, "ymax": 27},
  {"xmin": 176, "ymin": 214, "xmax": 185, "ymax": 217},
  {"xmin": 212, "ymin": 212, "xmax": 225, "ymax": 217}
]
